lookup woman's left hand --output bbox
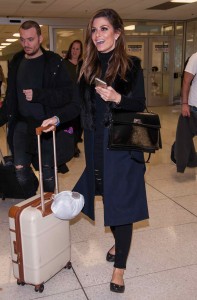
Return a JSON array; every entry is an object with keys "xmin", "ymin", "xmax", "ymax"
[
  {"xmin": 41, "ymin": 116, "xmax": 57, "ymax": 132},
  {"xmin": 95, "ymin": 86, "xmax": 121, "ymax": 104}
]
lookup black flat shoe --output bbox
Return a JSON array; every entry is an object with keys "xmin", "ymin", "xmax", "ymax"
[
  {"xmin": 106, "ymin": 251, "xmax": 115, "ymax": 262},
  {"xmin": 110, "ymin": 282, "xmax": 125, "ymax": 293}
]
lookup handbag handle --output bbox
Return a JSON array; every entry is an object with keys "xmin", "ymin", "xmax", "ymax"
[{"xmin": 131, "ymin": 152, "xmax": 151, "ymax": 164}]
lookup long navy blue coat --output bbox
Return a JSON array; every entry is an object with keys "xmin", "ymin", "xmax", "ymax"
[{"xmin": 74, "ymin": 56, "xmax": 149, "ymax": 226}]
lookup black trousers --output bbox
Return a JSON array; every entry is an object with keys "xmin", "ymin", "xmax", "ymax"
[
  {"xmin": 93, "ymin": 129, "xmax": 133, "ymax": 269},
  {"xmin": 13, "ymin": 121, "xmax": 55, "ymax": 198},
  {"xmin": 110, "ymin": 223, "xmax": 133, "ymax": 269}
]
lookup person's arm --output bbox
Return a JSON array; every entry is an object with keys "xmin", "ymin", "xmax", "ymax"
[
  {"xmin": 181, "ymin": 71, "xmax": 194, "ymax": 117},
  {"xmin": 41, "ymin": 84, "xmax": 81, "ymax": 132},
  {"xmin": 95, "ymin": 59, "xmax": 146, "ymax": 112},
  {"xmin": 25, "ymin": 56, "xmax": 75, "ymax": 108},
  {"xmin": 118, "ymin": 66, "xmax": 146, "ymax": 112},
  {"xmin": 41, "ymin": 101, "xmax": 80, "ymax": 133},
  {"xmin": 40, "ymin": 116, "xmax": 60, "ymax": 132},
  {"xmin": 95, "ymin": 85, "xmax": 121, "ymax": 105}
]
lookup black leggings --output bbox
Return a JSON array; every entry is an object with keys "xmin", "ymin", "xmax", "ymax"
[{"xmin": 110, "ymin": 223, "xmax": 133, "ymax": 269}]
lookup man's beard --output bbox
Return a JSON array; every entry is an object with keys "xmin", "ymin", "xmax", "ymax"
[{"xmin": 24, "ymin": 46, "xmax": 40, "ymax": 57}]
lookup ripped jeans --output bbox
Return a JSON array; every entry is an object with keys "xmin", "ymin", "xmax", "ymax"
[{"xmin": 13, "ymin": 121, "xmax": 55, "ymax": 199}]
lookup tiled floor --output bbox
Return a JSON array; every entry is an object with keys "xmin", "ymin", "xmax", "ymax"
[{"xmin": 1, "ymin": 105, "xmax": 197, "ymax": 300}]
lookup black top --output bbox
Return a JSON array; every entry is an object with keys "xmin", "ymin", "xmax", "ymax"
[
  {"xmin": 17, "ymin": 55, "xmax": 45, "ymax": 120},
  {"xmin": 95, "ymin": 50, "xmax": 114, "ymax": 129},
  {"xmin": 64, "ymin": 60, "xmax": 78, "ymax": 83},
  {"xmin": 98, "ymin": 50, "xmax": 114, "ymax": 80},
  {"xmin": 64, "ymin": 59, "xmax": 83, "ymax": 83}
]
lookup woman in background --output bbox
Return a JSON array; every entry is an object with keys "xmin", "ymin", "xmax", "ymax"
[{"xmin": 65, "ymin": 40, "xmax": 83, "ymax": 157}]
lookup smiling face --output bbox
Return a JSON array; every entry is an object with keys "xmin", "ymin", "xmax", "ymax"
[{"xmin": 91, "ymin": 17, "xmax": 120, "ymax": 53}]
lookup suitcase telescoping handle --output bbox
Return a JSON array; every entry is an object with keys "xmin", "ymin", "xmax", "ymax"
[{"xmin": 36, "ymin": 125, "xmax": 59, "ymax": 213}]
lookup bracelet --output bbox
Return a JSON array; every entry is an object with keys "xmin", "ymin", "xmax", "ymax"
[{"xmin": 54, "ymin": 116, "xmax": 60, "ymax": 126}]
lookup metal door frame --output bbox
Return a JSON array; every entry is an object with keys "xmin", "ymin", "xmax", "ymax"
[
  {"xmin": 126, "ymin": 36, "xmax": 174, "ymax": 106},
  {"xmin": 148, "ymin": 36, "xmax": 174, "ymax": 106}
]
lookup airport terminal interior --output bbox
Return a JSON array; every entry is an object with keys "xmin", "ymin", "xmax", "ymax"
[{"xmin": 1, "ymin": 1, "xmax": 197, "ymax": 299}]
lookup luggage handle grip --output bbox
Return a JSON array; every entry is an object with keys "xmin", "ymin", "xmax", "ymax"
[{"xmin": 36, "ymin": 125, "xmax": 56, "ymax": 136}]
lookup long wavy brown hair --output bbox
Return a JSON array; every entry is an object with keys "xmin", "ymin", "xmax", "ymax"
[{"xmin": 79, "ymin": 8, "xmax": 130, "ymax": 85}]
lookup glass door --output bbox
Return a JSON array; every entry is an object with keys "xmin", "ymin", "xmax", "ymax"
[
  {"xmin": 49, "ymin": 26, "xmax": 84, "ymax": 57},
  {"xmin": 148, "ymin": 37, "xmax": 174, "ymax": 106},
  {"xmin": 50, "ymin": 30, "xmax": 175, "ymax": 107},
  {"xmin": 126, "ymin": 37, "xmax": 148, "ymax": 103},
  {"xmin": 125, "ymin": 36, "xmax": 174, "ymax": 107}
]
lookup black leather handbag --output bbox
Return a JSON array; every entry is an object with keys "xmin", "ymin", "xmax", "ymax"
[{"xmin": 108, "ymin": 110, "xmax": 162, "ymax": 155}]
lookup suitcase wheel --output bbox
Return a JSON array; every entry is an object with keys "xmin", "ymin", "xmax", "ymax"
[
  {"xmin": 35, "ymin": 284, "xmax": 44, "ymax": 293},
  {"xmin": 17, "ymin": 279, "xmax": 25, "ymax": 286},
  {"xmin": 65, "ymin": 261, "xmax": 72, "ymax": 269}
]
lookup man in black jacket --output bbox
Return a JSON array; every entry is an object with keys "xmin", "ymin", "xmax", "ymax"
[{"xmin": 3, "ymin": 20, "xmax": 80, "ymax": 198}]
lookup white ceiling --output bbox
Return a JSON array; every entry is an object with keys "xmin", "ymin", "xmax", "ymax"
[
  {"xmin": 1, "ymin": 0, "xmax": 197, "ymax": 21},
  {"xmin": 1, "ymin": 0, "xmax": 197, "ymax": 59}
]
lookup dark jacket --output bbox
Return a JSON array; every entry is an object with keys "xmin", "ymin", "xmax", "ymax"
[
  {"xmin": 74, "ymin": 56, "xmax": 149, "ymax": 226},
  {"xmin": 173, "ymin": 111, "xmax": 197, "ymax": 173},
  {"xmin": 80, "ymin": 56, "xmax": 146, "ymax": 130},
  {"xmin": 0, "ymin": 100, "xmax": 7, "ymax": 127},
  {"xmin": 3, "ymin": 48, "xmax": 80, "ymax": 165}
]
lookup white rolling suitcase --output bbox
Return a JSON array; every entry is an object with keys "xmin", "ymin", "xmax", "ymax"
[{"xmin": 8, "ymin": 126, "xmax": 71, "ymax": 293}]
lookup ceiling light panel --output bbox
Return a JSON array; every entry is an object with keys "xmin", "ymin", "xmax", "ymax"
[
  {"xmin": 1, "ymin": 43, "xmax": 11, "ymax": 45},
  {"xmin": 6, "ymin": 39, "xmax": 18, "ymax": 42},
  {"xmin": 171, "ymin": 0, "xmax": 197, "ymax": 2}
]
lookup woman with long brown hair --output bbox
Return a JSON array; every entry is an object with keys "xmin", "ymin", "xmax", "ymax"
[
  {"xmin": 42, "ymin": 8, "xmax": 149, "ymax": 294},
  {"xmin": 75, "ymin": 8, "xmax": 149, "ymax": 293}
]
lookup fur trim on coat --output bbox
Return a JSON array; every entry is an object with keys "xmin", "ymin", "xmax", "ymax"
[{"xmin": 79, "ymin": 56, "xmax": 142, "ymax": 129}]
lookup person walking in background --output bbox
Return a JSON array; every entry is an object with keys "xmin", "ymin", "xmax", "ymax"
[
  {"xmin": 0, "ymin": 65, "xmax": 5, "ymax": 97},
  {"xmin": 181, "ymin": 52, "xmax": 197, "ymax": 118},
  {"xmin": 73, "ymin": 8, "xmax": 149, "ymax": 293},
  {"xmin": 172, "ymin": 52, "xmax": 197, "ymax": 172},
  {"xmin": 2, "ymin": 20, "xmax": 80, "ymax": 198},
  {"xmin": 171, "ymin": 54, "xmax": 197, "ymax": 172},
  {"xmin": 65, "ymin": 40, "xmax": 83, "ymax": 157}
]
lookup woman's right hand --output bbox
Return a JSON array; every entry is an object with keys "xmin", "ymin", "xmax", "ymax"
[{"xmin": 95, "ymin": 86, "xmax": 121, "ymax": 105}]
